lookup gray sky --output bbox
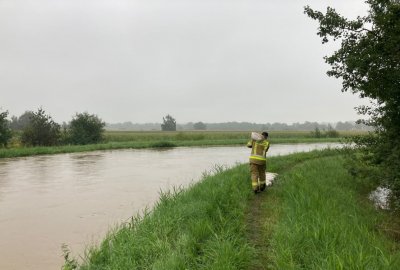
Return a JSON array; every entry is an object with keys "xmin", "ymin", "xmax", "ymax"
[{"xmin": 0, "ymin": 0, "xmax": 369, "ymax": 124}]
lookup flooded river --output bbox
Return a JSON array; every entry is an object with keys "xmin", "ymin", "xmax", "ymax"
[{"xmin": 0, "ymin": 143, "xmax": 340, "ymax": 270}]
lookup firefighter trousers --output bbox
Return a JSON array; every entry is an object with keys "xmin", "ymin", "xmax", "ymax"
[{"xmin": 250, "ymin": 163, "xmax": 266, "ymax": 192}]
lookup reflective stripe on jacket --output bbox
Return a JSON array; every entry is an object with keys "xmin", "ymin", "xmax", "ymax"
[{"xmin": 247, "ymin": 140, "xmax": 270, "ymax": 164}]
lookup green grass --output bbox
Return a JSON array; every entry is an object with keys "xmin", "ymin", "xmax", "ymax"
[
  {"xmin": 258, "ymin": 155, "xmax": 400, "ymax": 269},
  {"xmin": 64, "ymin": 164, "xmax": 256, "ymax": 270},
  {"xmin": 64, "ymin": 149, "xmax": 400, "ymax": 269},
  {"xmin": 0, "ymin": 130, "xmax": 356, "ymax": 159}
]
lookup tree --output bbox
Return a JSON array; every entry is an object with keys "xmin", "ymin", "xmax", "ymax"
[
  {"xmin": 0, "ymin": 110, "xmax": 12, "ymax": 147},
  {"xmin": 161, "ymin": 114, "xmax": 176, "ymax": 131},
  {"xmin": 305, "ymin": 1, "xmax": 400, "ymax": 205},
  {"xmin": 21, "ymin": 108, "xmax": 61, "ymax": 146},
  {"xmin": 68, "ymin": 112, "xmax": 105, "ymax": 145},
  {"xmin": 193, "ymin": 121, "xmax": 207, "ymax": 130},
  {"xmin": 9, "ymin": 111, "xmax": 35, "ymax": 130}
]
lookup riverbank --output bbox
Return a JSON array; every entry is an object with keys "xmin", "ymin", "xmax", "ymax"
[
  {"xmin": 249, "ymin": 153, "xmax": 400, "ymax": 269},
  {"xmin": 0, "ymin": 136, "xmax": 343, "ymax": 159},
  {"xmin": 63, "ymin": 149, "xmax": 400, "ymax": 269}
]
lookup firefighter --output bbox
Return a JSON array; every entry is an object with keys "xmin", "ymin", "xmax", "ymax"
[{"xmin": 247, "ymin": 131, "xmax": 270, "ymax": 193}]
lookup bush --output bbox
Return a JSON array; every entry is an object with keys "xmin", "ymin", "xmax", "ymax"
[
  {"xmin": 68, "ymin": 112, "xmax": 105, "ymax": 145},
  {"xmin": 21, "ymin": 108, "xmax": 61, "ymax": 146},
  {"xmin": 311, "ymin": 127, "xmax": 322, "ymax": 138},
  {"xmin": 0, "ymin": 110, "xmax": 12, "ymax": 147},
  {"xmin": 326, "ymin": 125, "xmax": 339, "ymax": 138}
]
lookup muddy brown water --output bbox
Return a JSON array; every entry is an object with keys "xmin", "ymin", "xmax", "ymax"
[{"xmin": 0, "ymin": 143, "xmax": 340, "ymax": 270}]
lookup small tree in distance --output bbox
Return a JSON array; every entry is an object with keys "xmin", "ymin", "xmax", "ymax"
[
  {"xmin": 193, "ymin": 122, "xmax": 207, "ymax": 130},
  {"xmin": 0, "ymin": 110, "xmax": 12, "ymax": 147},
  {"xmin": 161, "ymin": 114, "xmax": 176, "ymax": 131},
  {"xmin": 68, "ymin": 112, "xmax": 105, "ymax": 145}
]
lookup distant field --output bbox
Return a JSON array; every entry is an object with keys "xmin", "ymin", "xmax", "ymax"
[{"xmin": 103, "ymin": 130, "xmax": 365, "ymax": 143}]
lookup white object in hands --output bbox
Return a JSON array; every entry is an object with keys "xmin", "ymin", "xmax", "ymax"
[{"xmin": 251, "ymin": 132, "xmax": 264, "ymax": 141}]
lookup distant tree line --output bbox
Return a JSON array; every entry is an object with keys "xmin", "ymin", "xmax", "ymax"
[
  {"xmin": 0, "ymin": 107, "xmax": 105, "ymax": 147},
  {"xmin": 160, "ymin": 115, "xmax": 206, "ymax": 131},
  {"xmin": 106, "ymin": 120, "xmax": 371, "ymax": 131}
]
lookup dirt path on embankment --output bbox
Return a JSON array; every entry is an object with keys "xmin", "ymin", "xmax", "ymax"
[
  {"xmin": 243, "ymin": 153, "xmax": 340, "ymax": 269},
  {"xmin": 245, "ymin": 173, "xmax": 279, "ymax": 270},
  {"xmin": 245, "ymin": 154, "xmax": 400, "ymax": 270}
]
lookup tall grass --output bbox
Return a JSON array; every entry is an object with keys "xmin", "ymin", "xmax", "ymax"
[{"xmin": 263, "ymin": 156, "xmax": 400, "ymax": 269}]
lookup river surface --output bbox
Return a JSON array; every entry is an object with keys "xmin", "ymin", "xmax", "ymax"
[{"xmin": 0, "ymin": 143, "xmax": 340, "ymax": 270}]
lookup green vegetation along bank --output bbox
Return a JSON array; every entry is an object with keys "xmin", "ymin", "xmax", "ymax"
[
  {"xmin": 63, "ymin": 149, "xmax": 400, "ymax": 269},
  {"xmin": 0, "ymin": 130, "xmax": 359, "ymax": 159}
]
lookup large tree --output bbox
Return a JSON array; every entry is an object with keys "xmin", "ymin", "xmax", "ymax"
[{"xmin": 305, "ymin": 0, "xmax": 400, "ymax": 206}]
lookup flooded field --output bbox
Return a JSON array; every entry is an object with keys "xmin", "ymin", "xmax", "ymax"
[{"xmin": 0, "ymin": 143, "xmax": 340, "ymax": 270}]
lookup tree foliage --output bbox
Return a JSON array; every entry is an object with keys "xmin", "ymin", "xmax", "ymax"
[
  {"xmin": 305, "ymin": 0, "xmax": 400, "ymax": 206},
  {"xmin": 161, "ymin": 114, "xmax": 176, "ymax": 131},
  {"xmin": 10, "ymin": 111, "xmax": 35, "ymax": 131},
  {"xmin": 0, "ymin": 110, "xmax": 12, "ymax": 147},
  {"xmin": 21, "ymin": 108, "xmax": 61, "ymax": 146},
  {"xmin": 68, "ymin": 112, "xmax": 105, "ymax": 145}
]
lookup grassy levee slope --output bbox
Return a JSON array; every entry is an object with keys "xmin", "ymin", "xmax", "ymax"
[
  {"xmin": 257, "ymin": 155, "xmax": 400, "ymax": 269},
  {"xmin": 64, "ymin": 149, "xmax": 400, "ymax": 269},
  {"xmin": 68, "ymin": 165, "xmax": 256, "ymax": 270}
]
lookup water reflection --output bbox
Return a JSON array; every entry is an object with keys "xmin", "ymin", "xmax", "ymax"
[{"xmin": 0, "ymin": 143, "xmax": 340, "ymax": 270}]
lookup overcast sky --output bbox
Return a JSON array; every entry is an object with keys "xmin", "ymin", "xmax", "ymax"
[{"xmin": 0, "ymin": 0, "xmax": 370, "ymax": 124}]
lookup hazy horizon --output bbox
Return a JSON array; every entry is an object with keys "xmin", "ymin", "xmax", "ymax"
[
  {"xmin": 1, "ymin": 0, "xmax": 370, "ymax": 124},
  {"xmin": 106, "ymin": 119, "xmax": 361, "ymax": 125}
]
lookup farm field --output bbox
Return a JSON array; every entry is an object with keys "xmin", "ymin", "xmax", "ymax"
[{"xmin": 0, "ymin": 130, "xmax": 363, "ymax": 159}]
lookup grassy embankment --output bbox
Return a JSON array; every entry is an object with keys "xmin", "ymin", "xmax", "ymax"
[
  {"xmin": 64, "ymin": 149, "xmax": 400, "ymax": 269},
  {"xmin": 0, "ymin": 130, "xmax": 358, "ymax": 158}
]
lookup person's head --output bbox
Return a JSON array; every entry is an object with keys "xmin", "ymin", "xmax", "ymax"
[{"xmin": 262, "ymin": 131, "xmax": 269, "ymax": 139}]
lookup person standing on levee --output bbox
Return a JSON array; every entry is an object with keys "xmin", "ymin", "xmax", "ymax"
[{"xmin": 247, "ymin": 132, "xmax": 270, "ymax": 193}]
